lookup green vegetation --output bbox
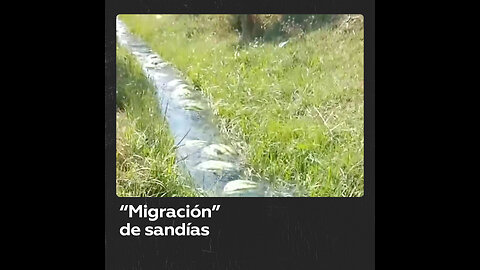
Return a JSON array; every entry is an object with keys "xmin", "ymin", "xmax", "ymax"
[
  {"xmin": 116, "ymin": 46, "xmax": 198, "ymax": 197},
  {"xmin": 119, "ymin": 14, "xmax": 364, "ymax": 197}
]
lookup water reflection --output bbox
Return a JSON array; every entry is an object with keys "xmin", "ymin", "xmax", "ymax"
[{"xmin": 117, "ymin": 19, "xmax": 283, "ymax": 196}]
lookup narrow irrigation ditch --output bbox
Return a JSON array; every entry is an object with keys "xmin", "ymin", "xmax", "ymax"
[{"xmin": 116, "ymin": 18, "xmax": 295, "ymax": 197}]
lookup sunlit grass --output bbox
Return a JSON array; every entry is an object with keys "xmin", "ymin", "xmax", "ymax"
[
  {"xmin": 116, "ymin": 46, "xmax": 199, "ymax": 197},
  {"xmin": 120, "ymin": 14, "xmax": 364, "ymax": 197}
]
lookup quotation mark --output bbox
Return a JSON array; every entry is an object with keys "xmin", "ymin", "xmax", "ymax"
[{"xmin": 120, "ymin": 204, "xmax": 220, "ymax": 212}]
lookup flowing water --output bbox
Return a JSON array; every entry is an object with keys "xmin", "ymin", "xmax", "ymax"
[{"xmin": 116, "ymin": 19, "xmax": 295, "ymax": 197}]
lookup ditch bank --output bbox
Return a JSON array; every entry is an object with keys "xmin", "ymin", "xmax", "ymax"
[{"xmin": 116, "ymin": 18, "xmax": 294, "ymax": 197}]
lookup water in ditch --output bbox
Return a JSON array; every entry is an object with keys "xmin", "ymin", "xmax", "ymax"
[{"xmin": 116, "ymin": 19, "xmax": 298, "ymax": 197}]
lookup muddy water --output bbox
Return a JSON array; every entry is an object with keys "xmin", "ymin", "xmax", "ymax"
[{"xmin": 116, "ymin": 19, "xmax": 290, "ymax": 197}]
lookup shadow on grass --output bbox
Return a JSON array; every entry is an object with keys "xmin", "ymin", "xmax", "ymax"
[
  {"xmin": 264, "ymin": 14, "xmax": 341, "ymax": 42},
  {"xmin": 234, "ymin": 14, "xmax": 345, "ymax": 47}
]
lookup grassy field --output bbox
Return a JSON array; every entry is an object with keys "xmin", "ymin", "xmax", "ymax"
[
  {"xmin": 119, "ymin": 14, "xmax": 364, "ymax": 197},
  {"xmin": 116, "ymin": 46, "xmax": 199, "ymax": 197}
]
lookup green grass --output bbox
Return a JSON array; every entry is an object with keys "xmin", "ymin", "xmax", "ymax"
[
  {"xmin": 119, "ymin": 14, "xmax": 364, "ymax": 197},
  {"xmin": 116, "ymin": 46, "xmax": 199, "ymax": 197}
]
